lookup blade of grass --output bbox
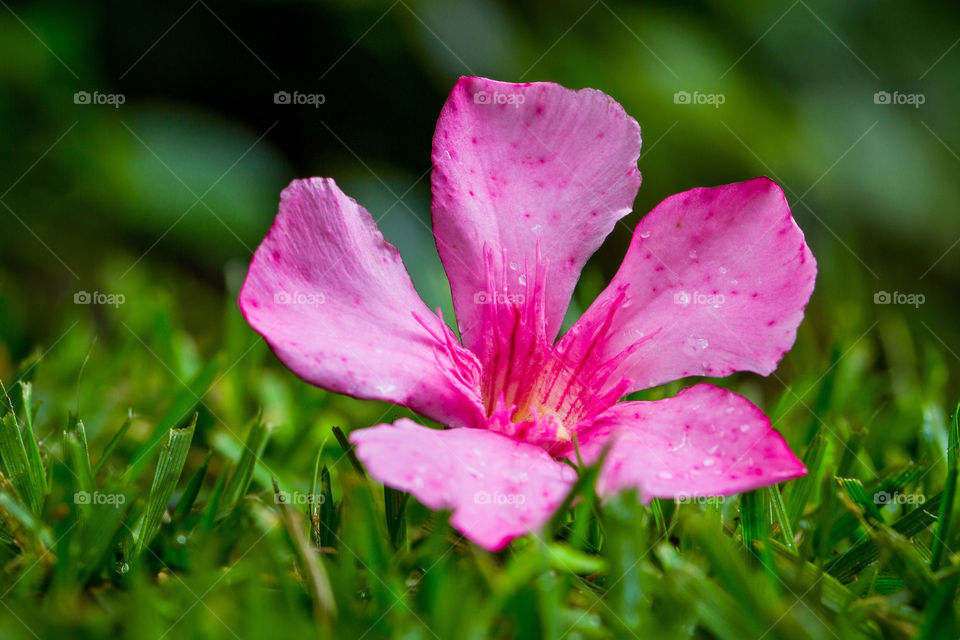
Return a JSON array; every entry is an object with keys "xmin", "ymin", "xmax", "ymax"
[
  {"xmin": 273, "ymin": 477, "xmax": 336, "ymax": 621},
  {"xmin": 308, "ymin": 448, "xmax": 322, "ymax": 542},
  {"xmin": 785, "ymin": 429, "xmax": 825, "ymax": 527},
  {"xmin": 331, "ymin": 426, "xmax": 364, "ymax": 476},
  {"xmin": 766, "ymin": 485, "xmax": 796, "ymax": 552},
  {"xmin": 222, "ymin": 415, "xmax": 270, "ymax": 512},
  {"xmin": 384, "ymin": 486, "xmax": 408, "ymax": 549},
  {"xmin": 318, "ymin": 464, "xmax": 336, "ymax": 549},
  {"xmin": 0, "ymin": 413, "xmax": 42, "ymax": 514},
  {"xmin": 19, "ymin": 383, "xmax": 47, "ymax": 504},
  {"xmin": 63, "ymin": 413, "xmax": 95, "ymax": 497},
  {"xmin": 93, "ymin": 409, "xmax": 135, "ymax": 475},
  {"xmin": 136, "ymin": 414, "xmax": 196, "ymax": 555},
  {"xmin": 127, "ymin": 357, "xmax": 218, "ymax": 479},
  {"xmin": 826, "ymin": 492, "xmax": 943, "ymax": 582},
  {"xmin": 739, "ymin": 490, "xmax": 764, "ymax": 554},
  {"xmin": 174, "ymin": 449, "xmax": 211, "ymax": 518},
  {"xmin": 930, "ymin": 402, "xmax": 958, "ymax": 571}
]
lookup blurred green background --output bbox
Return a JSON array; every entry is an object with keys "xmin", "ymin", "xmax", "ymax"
[{"xmin": 1, "ymin": 0, "xmax": 959, "ymax": 432}]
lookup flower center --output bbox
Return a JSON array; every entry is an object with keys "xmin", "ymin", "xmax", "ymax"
[{"xmin": 472, "ymin": 245, "xmax": 630, "ymax": 452}]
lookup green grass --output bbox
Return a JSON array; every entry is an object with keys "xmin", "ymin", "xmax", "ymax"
[{"xmin": 0, "ymin": 264, "xmax": 958, "ymax": 640}]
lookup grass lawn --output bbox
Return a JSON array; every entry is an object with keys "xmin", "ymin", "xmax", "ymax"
[{"xmin": 0, "ymin": 263, "xmax": 957, "ymax": 640}]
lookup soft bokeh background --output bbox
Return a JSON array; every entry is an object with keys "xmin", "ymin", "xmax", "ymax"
[{"xmin": 1, "ymin": 0, "xmax": 959, "ymax": 457}]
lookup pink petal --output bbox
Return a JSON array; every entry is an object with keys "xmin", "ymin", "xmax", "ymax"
[
  {"xmin": 559, "ymin": 177, "xmax": 816, "ymax": 395},
  {"xmin": 571, "ymin": 384, "xmax": 806, "ymax": 500},
  {"xmin": 431, "ymin": 76, "xmax": 642, "ymax": 353},
  {"xmin": 350, "ymin": 419, "xmax": 576, "ymax": 551},
  {"xmin": 240, "ymin": 178, "xmax": 485, "ymax": 429}
]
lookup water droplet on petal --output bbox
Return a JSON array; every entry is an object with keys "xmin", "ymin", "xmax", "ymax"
[
  {"xmin": 681, "ymin": 335, "xmax": 709, "ymax": 357},
  {"xmin": 703, "ymin": 457, "xmax": 716, "ymax": 467},
  {"xmin": 689, "ymin": 250, "xmax": 698, "ymax": 259},
  {"xmin": 640, "ymin": 230, "xmax": 651, "ymax": 239}
]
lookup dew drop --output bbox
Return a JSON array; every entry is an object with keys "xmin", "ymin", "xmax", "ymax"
[
  {"xmin": 640, "ymin": 230, "xmax": 651, "ymax": 239},
  {"xmin": 718, "ymin": 266, "xmax": 727, "ymax": 274},
  {"xmin": 689, "ymin": 250, "xmax": 698, "ymax": 259},
  {"xmin": 703, "ymin": 457, "xmax": 716, "ymax": 467},
  {"xmin": 518, "ymin": 273, "xmax": 527, "ymax": 285},
  {"xmin": 739, "ymin": 423, "xmax": 751, "ymax": 432},
  {"xmin": 682, "ymin": 335, "xmax": 710, "ymax": 356}
]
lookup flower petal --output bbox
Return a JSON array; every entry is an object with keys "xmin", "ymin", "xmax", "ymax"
[
  {"xmin": 240, "ymin": 178, "xmax": 485, "ymax": 429},
  {"xmin": 571, "ymin": 384, "xmax": 806, "ymax": 500},
  {"xmin": 559, "ymin": 177, "xmax": 816, "ymax": 395},
  {"xmin": 350, "ymin": 419, "xmax": 576, "ymax": 551},
  {"xmin": 431, "ymin": 76, "xmax": 642, "ymax": 352}
]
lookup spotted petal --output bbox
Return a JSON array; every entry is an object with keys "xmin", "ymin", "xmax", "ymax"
[
  {"xmin": 559, "ymin": 177, "xmax": 816, "ymax": 396},
  {"xmin": 240, "ymin": 178, "xmax": 485, "ymax": 429},
  {"xmin": 431, "ymin": 76, "xmax": 642, "ymax": 354},
  {"xmin": 570, "ymin": 383, "xmax": 806, "ymax": 500},
  {"xmin": 350, "ymin": 419, "xmax": 577, "ymax": 550}
]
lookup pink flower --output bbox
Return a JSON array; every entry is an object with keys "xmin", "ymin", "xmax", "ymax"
[{"xmin": 240, "ymin": 77, "xmax": 816, "ymax": 551}]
